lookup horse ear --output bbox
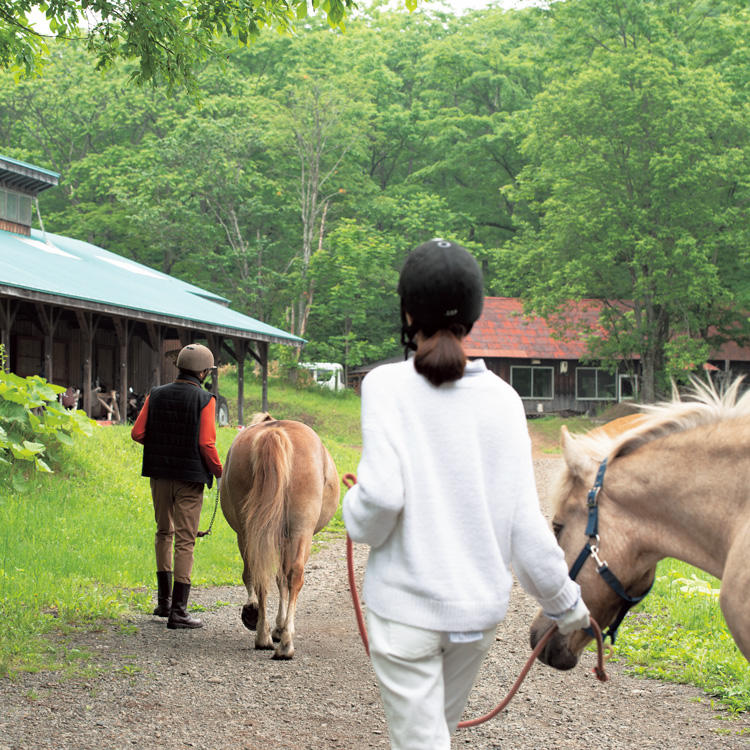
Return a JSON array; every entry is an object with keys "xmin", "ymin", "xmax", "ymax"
[
  {"xmin": 249, "ymin": 411, "xmax": 274, "ymax": 426},
  {"xmin": 561, "ymin": 425, "xmax": 596, "ymax": 480}
]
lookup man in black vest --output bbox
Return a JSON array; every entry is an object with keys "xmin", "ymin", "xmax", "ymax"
[{"xmin": 131, "ymin": 344, "xmax": 223, "ymax": 629}]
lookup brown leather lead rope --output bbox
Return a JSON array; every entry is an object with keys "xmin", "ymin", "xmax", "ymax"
[{"xmin": 342, "ymin": 473, "xmax": 610, "ymax": 729}]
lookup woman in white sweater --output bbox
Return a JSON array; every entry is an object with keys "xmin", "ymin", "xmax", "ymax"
[{"xmin": 342, "ymin": 238, "xmax": 590, "ymax": 749}]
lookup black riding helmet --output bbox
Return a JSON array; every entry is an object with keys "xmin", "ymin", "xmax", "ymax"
[{"xmin": 398, "ymin": 238, "xmax": 484, "ymax": 351}]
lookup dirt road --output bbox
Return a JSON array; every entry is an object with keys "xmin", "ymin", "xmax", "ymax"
[{"xmin": 1, "ymin": 457, "xmax": 748, "ymax": 749}]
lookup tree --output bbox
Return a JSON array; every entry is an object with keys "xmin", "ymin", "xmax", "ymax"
[
  {"xmin": 306, "ymin": 190, "xmax": 473, "ymax": 369},
  {"xmin": 269, "ymin": 66, "xmax": 375, "ymax": 342},
  {"xmin": 0, "ymin": 0, "xmax": 358, "ymax": 90},
  {"xmin": 0, "ymin": 42, "xmax": 182, "ymax": 253},
  {"xmin": 410, "ymin": 6, "xmax": 551, "ymax": 249},
  {"xmin": 307, "ymin": 219, "xmax": 400, "ymax": 374},
  {"xmin": 507, "ymin": 0, "xmax": 750, "ymax": 401}
]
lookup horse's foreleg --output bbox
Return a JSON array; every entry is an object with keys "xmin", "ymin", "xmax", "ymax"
[
  {"xmin": 273, "ymin": 536, "xmax": 310, "ymax": 660},
  {"xmin": 272, "ymin": 568, "xmax": 289, "ymax": 643},
  {"xmin": 719, "ymin": 530, "xmax": 750, "ymax": 663}
]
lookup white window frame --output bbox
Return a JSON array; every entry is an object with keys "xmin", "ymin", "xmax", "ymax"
[
  {"xmin": 618, "ymin": 373, "xmax": 638, "ymax": 401},
  {"xmin": 575, "ymin": 367, "xmax": 617, "ymax": 401},
  {"xmin": 510, "ymin": 365, "xmax": 554, "ymax": 400}
]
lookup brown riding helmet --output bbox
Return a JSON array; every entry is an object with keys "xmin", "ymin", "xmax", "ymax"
[{"xmin": 176, "ymin": 344, "xmax": 216, "ymax": 372}]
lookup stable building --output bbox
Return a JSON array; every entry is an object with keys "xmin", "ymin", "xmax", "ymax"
[
  {"xmin": 0, "ymin": 154, "xmax": 303, "ymax": 424},
  {"xmin": 463, "ymin": 297, "xmax": 750, "ymax": 415}
]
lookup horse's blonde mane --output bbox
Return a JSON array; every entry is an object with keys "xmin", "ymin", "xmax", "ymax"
[{"xmin": 562, "ymin": 376, "xmax": 749, "ymax": 480}]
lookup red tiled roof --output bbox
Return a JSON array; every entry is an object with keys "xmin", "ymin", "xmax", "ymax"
[
  {"xmin": 464, "ymin": 297, "xmax": 750, "ymax": 363},
  {"xmin": 711, "ymin": 339, "xmax": 750, "ymax": 362},
  {"xmin": 464, "ymin": 297, "xmax": 603, "ymax": 359}
]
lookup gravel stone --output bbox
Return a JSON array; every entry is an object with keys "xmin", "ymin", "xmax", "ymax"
[{"xmin": 1, "ymin": 457, "xmax": 749, "ymax": 749}]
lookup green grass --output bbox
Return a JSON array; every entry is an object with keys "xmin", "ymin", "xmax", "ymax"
[
  {"xmin": 0, "ymin": 372, "xmax": 360, "ymax": 677},
  {"xmin": 527, "ymin": 414, "xmax": 597, "ymax": 453},
  {"xmin": 614, "ymin": 560, "xmax": 750, "ymax": 714},
  {"xmin": 1, "ymin": 373, "xmax": 748, "ymax": 719}
]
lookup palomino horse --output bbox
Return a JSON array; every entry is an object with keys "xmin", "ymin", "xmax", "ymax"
[
  {"xmin": 530, "ymin": 377, "xmax": 750, "ymax": 668},
  {"xmin": 220, "ymin": 413, "xmax": 339, "ymax": 659}
]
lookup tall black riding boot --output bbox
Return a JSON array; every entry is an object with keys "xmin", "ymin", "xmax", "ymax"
[
  {"xmin": 167, "ymin": 581, "xmax": 204, "ymax": 629},
  {"xmin": 153, "ymin": 571, "xmax": 173, "ymax": 617}
]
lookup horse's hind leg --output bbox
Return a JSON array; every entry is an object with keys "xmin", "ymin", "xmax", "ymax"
[
  {"xmin": 273, "ymin": 534, "xmax": 311, "ymax": 660},
  {"xmin": 237, "ymin": 532, "xmax": 259, "ymax": 631},
  {"xmin": 272, "ymin": 568, "xmax": 289, "ymax": 643},
  {"xmin": 254, "ymin": 582, "xmax": 274, "ymax": 651}
]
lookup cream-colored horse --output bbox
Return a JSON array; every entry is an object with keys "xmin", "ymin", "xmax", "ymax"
[
  {"xmin": 220, "ymin": 413, "xmax": 339, "ymax": 659},
  {"xmin": 531, "ymin": 377, "xmax": 750, "ymax": 668}
]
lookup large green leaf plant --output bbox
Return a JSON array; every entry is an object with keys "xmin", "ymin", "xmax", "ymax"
[{"xmin": 0, "ymin": 347, "xmax": 94, "ymax": 474}]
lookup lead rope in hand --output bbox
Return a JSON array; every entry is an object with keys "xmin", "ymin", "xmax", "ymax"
[
  {"xmin": 197, "ymin": 482, "xmax": 219, "ymax": 538},
  {"xmin": 342, "ymin": 473, "xmax": 610, "ymax": 729}
]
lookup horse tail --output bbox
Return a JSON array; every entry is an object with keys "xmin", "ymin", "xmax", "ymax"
[{"xmin": 243, "ymin": 424, "xmax": 293, "ymax": 592}]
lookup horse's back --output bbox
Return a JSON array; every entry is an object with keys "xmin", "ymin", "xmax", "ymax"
[
  {"xmin": 221, "ymin": 418, "xmax": 339, "ymax": 534},
  {"xmin": 269, "ymin": 420, "xmax": 339, "ymax": 533}
]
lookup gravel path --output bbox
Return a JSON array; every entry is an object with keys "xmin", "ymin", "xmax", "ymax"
[{"xmin": 2, "ymin": 457, "xmax": 749, "ymax": 749}]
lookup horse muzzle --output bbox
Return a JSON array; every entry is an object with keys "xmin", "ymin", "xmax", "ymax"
[{"xmin": 529, "ymin": 615, "xmax": 582, "ymax": 671}]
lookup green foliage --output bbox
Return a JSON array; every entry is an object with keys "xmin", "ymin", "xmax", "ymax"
[
  {"xmin": 0, "ymin": 0, "xmax": 357, "ymax": 91},
  {"xmin": 307, "ymin": 219, "xmax": 401, "ymax": 368},
  {"xmin": 1, "ymin": 0, "xmax": 749, "ymax": 395},
  {"xmin": 616, "ymin": 559, "xmax": 750, "ymax": 713},
  {"xmin": 0, "ymin": 354, "xmax": 94, "ymax": 477},
  {"xmin": 505, "ymin": 0, "xmax": 750, "ymax": 400}
]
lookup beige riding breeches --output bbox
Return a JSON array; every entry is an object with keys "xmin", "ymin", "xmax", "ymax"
[{"xmin": 150, "ymin": 478, "xmax": 204, "ymax": 584}]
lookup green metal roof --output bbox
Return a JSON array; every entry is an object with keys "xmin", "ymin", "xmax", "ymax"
[
  {"xmin": 0, "ymin": 227, "xmax": 304, "ymax": 346},
  {"xmin": 0, "ymin": 155, "xmax": 59, "ymax": 193}
]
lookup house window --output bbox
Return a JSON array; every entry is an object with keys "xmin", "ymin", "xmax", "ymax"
[
  {"xmin": 619, "ymin": 374, "xmax": 638, "ymax": 401},
  {"xmin": 511, "ymin": 366, "xmax": 554, "ymax": 399},
  {"xmin": 576, "ymin": 367, "xmax": 617, "ymax": 400},
  {"xmin": 0, "ymin": 186, "xmax": 32, "ymax": 226}
]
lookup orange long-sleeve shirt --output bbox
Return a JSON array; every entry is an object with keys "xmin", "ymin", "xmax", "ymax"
[{"xmin": 131, "ymin": 394, "xmax": 223, "ymax": 478}]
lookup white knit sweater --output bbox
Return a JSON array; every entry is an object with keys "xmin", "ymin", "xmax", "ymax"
[{"xmin": 342, "ymin": 357, "xmax": 580, "ymax": 633}]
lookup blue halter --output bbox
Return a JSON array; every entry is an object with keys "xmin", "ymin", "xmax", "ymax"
[{"xmin": 568, "ymin": 457, "xmax": 653, "ymax": 643}]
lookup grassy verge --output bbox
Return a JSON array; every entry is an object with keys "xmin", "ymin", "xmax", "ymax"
[
  {"xmin": 1, "ymin": 375, "xmax": 748, "ymax": 719},
  {"xmin": 0, "ymin": 372, "xmax": 359, "ymax": 678},
  {"xmin": 615, "ymin": 561, "xmax": 750, "ymax": 716}
]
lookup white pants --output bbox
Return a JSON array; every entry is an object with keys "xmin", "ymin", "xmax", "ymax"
[{"xmin": 366, "ymin": 610, "xmax": 496, "ymax": 750}]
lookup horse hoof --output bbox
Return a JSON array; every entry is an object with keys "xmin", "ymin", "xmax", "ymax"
[
  {"xmin": 272, "ymin": 650, "xmax": 294, "ymax": 660},
  {"xmin": 241, "ymin": 604, "xmax": 259, "ymax": 631},
  {"xmin": 271, "ymin": 630, "xmax": 282, "ymax": 643},
  {"xmin": 255, "ymin": 642, "xmax": 275, "ymax": 651}
]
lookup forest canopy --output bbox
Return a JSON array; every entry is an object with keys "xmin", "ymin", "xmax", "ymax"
[
  {"xmin": 0, "ymin": 0, "xmax": 359, "ymax": 89},
  {"xmin": 1, "ymin": 0, "xmax": 749, "ymax": 399}
]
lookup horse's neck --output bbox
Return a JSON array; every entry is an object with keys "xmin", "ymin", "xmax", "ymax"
[{"xmin": 607, "ymin": 435, "xmax": 748, "ymax": 580}]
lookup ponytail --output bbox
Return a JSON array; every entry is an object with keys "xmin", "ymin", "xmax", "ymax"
[{"xmin": 413, "ymin": 325, "xmax": 467, "ymax": 386}]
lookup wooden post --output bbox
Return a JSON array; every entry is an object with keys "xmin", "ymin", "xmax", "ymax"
[
  {"xmin": 207, "ymin": 333, "xmax": 220, "ymax": 397},
  {"xmin": 259, "ymin": 341, "xmax": 269, "ymax": 412},
  {"xmin": 0, "ymin": 298, "xmax": 17, "ymax": 370},
  {"xmin": 236, "ymin": 339, "xmax": 246, "ymax": 426},
  {"xmin": 35, "ymin": 303, "xmax": 61, "ymax": 384},
  {"xmin": 145, "ymin": 322, "xmax": 162, "ymax": 390},
  {"xmin": 75, "ymin": 311, "xmax": 96, "ymax": 417},
  {"xmin": 113, "ymin": 317, "xmax": 132, "ymax": 424}
]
